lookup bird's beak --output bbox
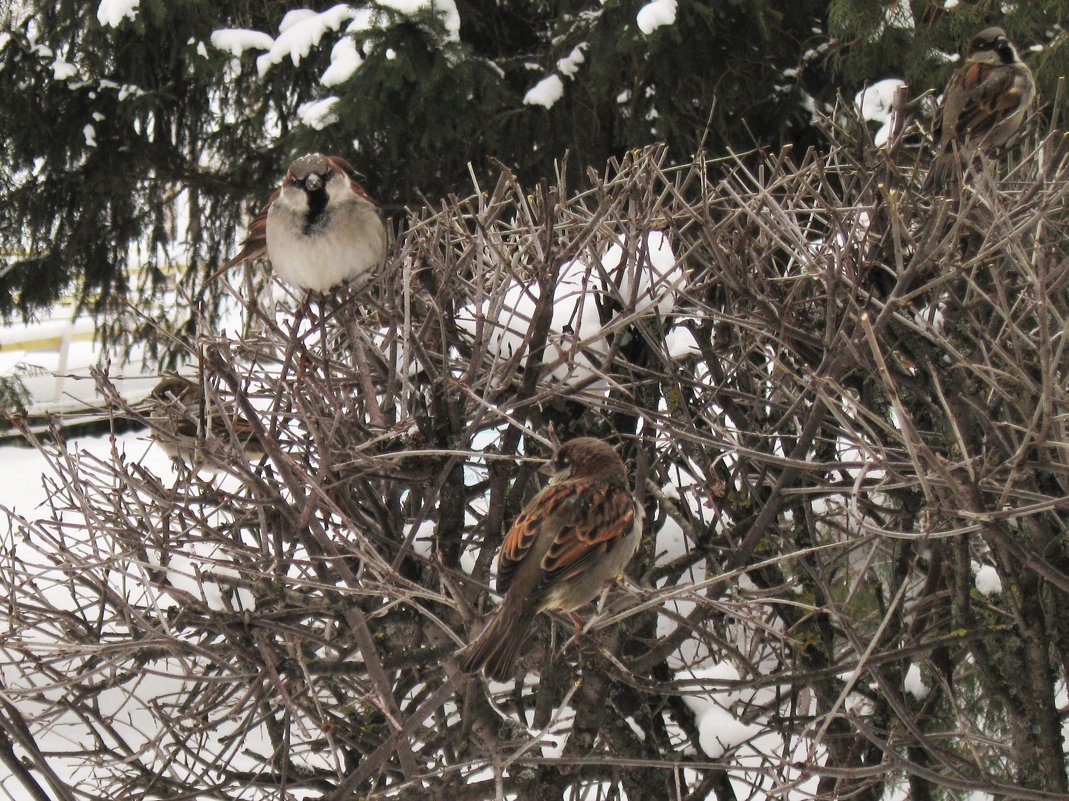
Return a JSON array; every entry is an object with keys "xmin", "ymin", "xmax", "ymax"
[
  {"xmin": 304, "ymin": 174, "xmax": 324, "ymax": 192},
  {"xmin": 538, "ymin": 460, "xmax": 556, "ymax": 477}
]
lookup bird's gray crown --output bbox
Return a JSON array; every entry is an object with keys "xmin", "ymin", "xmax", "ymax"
[{"xmin": 288, "ymin": 153, "xmax": 330, "ymax": 181}]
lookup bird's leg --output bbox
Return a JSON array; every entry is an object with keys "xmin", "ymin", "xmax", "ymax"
[
  {"xmin": 558, "ymin": 613, "xmax": 588, "ymax": 655},
  {"xmin": 563, "ymin": 584, "xmax": 615, "ymax": 650},
  {"xmin": 569, "ymin": 612, "xmax": 586, "ymax": 639}
]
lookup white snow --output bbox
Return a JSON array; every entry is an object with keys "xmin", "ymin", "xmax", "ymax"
[
  {"xmin": 0, "ymin": 429, "xmax": 259, "ymax": 645},
  {"xmin": 346, "ymin": 8, "xmax": 376, "ymax": 34},
  {"xmin": 96, "ymin": 0, "xmax": 140, "ymax": 28},
  {"xmin": 800, "ymin": 90, "xmax": 821, "ymax": 124},
  {"xmin": 679, "ymin": 662, "xmax": 744, "ymax": 714},
  {"xmin": 406, "ymin": 518, "xmax": 437, "ymax": 558},
  {"xmin": 855, "ymin": 78, "xmax": 906, "ymax": 147},
  {"xmin": 210, "ymin": 28, "xmax": 274, "ymax": 58},
  {"xmin": 297, "ymin": 96, "xmax": 340, "ymax": 129},
  {"xmin": 83, "ymin": 124, "xmax": 97, "ymax": 148},
  {"xmin": 636, "ymin": 0, "xmax": 678, "ymax": 35},
  {"xmin": 604, "ymin": 229, "xmax": 681, "ymax": 316},
  {"xmin": 665, "ymin": 325, "xmax": 700, "ymax": 358},
  {"xmin": 243, "ymin": 0, "xmax": 459, "ymax": 79},
  {"xmin": 678, "ymin": 663, "xmax": 766, "ymax": 759},
  {"xmin": 455, "ymin": 231, "xmax": 681, "ymax": 392},
  {"xmin": 974, "ymin": 564, "xmax": 1003, "ymax": 596},
  {"xmin": 279, "ymin": 8, "xmax": 321, "ymax": 33},
  {"xmin": 117, "ymin": 84, "xmax": 145, "ymax": 101},
  {"xmin": 320, "ymin": 36, "xmax": 362, "ymax": 86},
  {"xmin": 523, "ymin": 74, "xmax": 564, "ymax": 109},
  {"xmin": 944, "ymin": 0, "xmax": 959, "ymax": 8},
  {"xmin": 256, "ymin": 5, "xmax": 358, "ymax": 77},
  {"xmin": 148, "ymin": 537, "xmax": 257, "ymax": 612},
  {"xmin": 855, "ymin": 78, "xmax": 905, "ymax": 123},
  {"xmin": 697, "ymin": 707, "xmax": 764, "ymax": 758},
  {"xmin": 904, "ymin": 663, "xmax": 929, "ymax": 699},
  {"xmin": 51, "ymin": 58, "xmax": 77, "ymax": 80},
  {"xmin": 457, "ymin": 255, "xmax": 607, "ymax": 386},
  {"xmin": 0, "ymin": 432, "xmax": 167, "ymax": 518},
  {"xmin": 556, "ymin": 45, "xmax": 586, "ymax": 78}
]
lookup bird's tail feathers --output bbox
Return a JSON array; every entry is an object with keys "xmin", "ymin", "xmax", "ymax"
[
  {"xmin": 924, "ymin": 151, "xmax": 962, "ymax": 195},
  {"xmin": 456, "ymin": 606, "xmax": 534, "ymax": 682}
]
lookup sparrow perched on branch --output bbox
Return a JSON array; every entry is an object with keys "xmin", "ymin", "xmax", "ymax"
[
  {"xmin": 457, "ymin": 437, "xmax": 643, "ymax": 681},
  {"xmin": 928, "ymin": 27, "xmax": 1036, "ymax": 186},
  {"xmin": 146, "ymin": 374, "xmax": 265, "ymax": 467},
  {"xmin": 223, "ymin": 153, "xmax": 387, "ymax": 293}
]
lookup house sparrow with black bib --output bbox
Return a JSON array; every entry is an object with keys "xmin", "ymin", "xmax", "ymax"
[
  {"xmin": 456, "ymin": 437, "xmax": 643, "ymax": 681},
  {"xmin": 223, "ymin": 153, "xmax": 386, "ymax": 293},
  {"xmin": 146, "ymin": 374, "xmax": 265, "ymax": 468},
  {"xmin": 928, "ymin": 27, "xmax": 1035, "ymax": 187}
]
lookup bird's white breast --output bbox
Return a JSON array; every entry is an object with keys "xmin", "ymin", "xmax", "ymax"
[{"xmin": 266, "ymin": 193, "xmax": 385, "ymax": 293}]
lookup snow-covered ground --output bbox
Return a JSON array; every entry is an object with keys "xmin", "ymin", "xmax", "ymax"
[
  {"xmin": 0, "ymin": 345, "xmax": 177, "ymax": 800},
  {"xmin": 0, "ymin": 430, "xmax": 172, "ymax": 517}
]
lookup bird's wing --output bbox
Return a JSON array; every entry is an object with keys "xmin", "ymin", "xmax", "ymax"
[
  {"xmin": 952, "ymin": 63, "xmax": 1027, "ymax": 139},
  {"xmin": 222, "ymin": 189, "xmax": 276, "ymax": 269},
  {"xmin": 496, "ymin": 481, "xmax": 636, "ymax": 594}
]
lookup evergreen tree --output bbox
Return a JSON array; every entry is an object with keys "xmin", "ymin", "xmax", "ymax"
[{"xmin": 0, "ymin": 0, "xmax": 1065, "ymax": 331}]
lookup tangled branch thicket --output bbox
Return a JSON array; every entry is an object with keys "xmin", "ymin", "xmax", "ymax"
[{"xmin": 2, "ymin": 133, "xmax": 1069, "ymax": 801}]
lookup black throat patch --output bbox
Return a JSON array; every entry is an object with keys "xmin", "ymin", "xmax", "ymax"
[{"xmin": 302, "ymin": 185, "xmax": 330, "ymax": 235}]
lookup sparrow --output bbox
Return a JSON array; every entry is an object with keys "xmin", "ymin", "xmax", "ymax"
[
  {"xmin": 223, "ymin": 153, "xmax": 387, "ymax": 293},
  {"xmin": 145, "ymin": 374, "xmax": 266, "ymax": 467},
  {"xmin": 928, "ymin": 27, "xmax": 1036, "ymax": 186},
  {"xmin": 456, "ymin": 437, "xmax": 643, "ymax": 681}
]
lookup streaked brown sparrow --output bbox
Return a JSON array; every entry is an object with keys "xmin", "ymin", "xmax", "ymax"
[
  {"xmin": 457, "ymin": 437, "xmax": 643, "ymax": 681},
  {"xmin": 929, "ymin": 27, "xmax": 1035, "ymax": 186},
  {"xmin": 223, "ymin": 153, "xmax": 387, "ymax": 293},
  {"xmin": 146, "ymin": 374, "xmax": 265, "ymax": 467}
]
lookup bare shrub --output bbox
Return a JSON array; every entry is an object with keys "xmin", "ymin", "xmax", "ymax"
[{"xmin": 2, "ymin": 133, "xmax": 1069, "ymax": 800}]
